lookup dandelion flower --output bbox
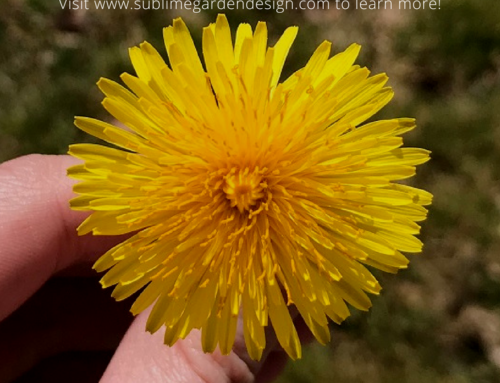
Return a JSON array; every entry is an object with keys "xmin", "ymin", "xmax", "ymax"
[{"xmin": 68, "ymin": 15, "xmax": 432, "ymax": 361}]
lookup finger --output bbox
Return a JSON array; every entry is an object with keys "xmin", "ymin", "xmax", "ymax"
[
  {"xmin": 100, "ymin": 307, "xmax": 316, "ymax": 383},
  {"xmin": 100, "ymin": 309, "xmax": 257, "ymax": 383},
  {"xmin": 0, "ymin": 154, "xmax": 126, "ymax": 320}
]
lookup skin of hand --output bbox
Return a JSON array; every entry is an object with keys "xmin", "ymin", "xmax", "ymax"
[{"xmin": 0, "ymin": 154, "xmax": 313, "ymax": 383}]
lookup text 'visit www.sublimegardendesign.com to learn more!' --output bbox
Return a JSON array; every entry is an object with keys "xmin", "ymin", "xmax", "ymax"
[{"xmin": 59, "ymin": 0, "xmax": 442, "ymax": 13}]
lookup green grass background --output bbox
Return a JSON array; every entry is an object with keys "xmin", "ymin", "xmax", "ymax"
[{"xmin": 1, "ymin": 0, "xmax": 500, "ymax": 382}]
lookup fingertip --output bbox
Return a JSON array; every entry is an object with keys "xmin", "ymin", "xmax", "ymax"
[{"xmin": 0, "ymin": 154, "xmax": 124, "ymax": 320}]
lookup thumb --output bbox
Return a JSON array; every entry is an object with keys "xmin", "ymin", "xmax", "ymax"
[{"xmin": 99, "ymin": 306, "xmax": 287, "ymax": 383}]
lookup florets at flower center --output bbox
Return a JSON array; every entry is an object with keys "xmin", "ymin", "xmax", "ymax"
[{"xmin": 223, "ymin": 168, "xmax": 265, "ymax": 213}]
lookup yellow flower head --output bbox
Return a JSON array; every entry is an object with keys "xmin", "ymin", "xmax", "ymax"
[{"xmin": 68, "ymin": 15, "xmax": 432, "ymax": 361}]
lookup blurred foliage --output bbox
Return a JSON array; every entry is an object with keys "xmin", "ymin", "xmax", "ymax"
[
  {"xmin": 395, "ymin": 0, "xmax": 500, "ymax": 92},
  {"xmin": 1, "ymin": 0, "xmax": 500, "ymax": 382}
]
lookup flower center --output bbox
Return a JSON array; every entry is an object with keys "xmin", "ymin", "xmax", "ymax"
[{"xmin": 223, "ymin": 168, "xmax": 265, "ymax": 213}]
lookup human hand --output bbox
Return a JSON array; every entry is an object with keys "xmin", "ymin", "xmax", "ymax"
[{"xmin": 0, "ymin": 154, "xmax": 312, "ymax": 383}]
